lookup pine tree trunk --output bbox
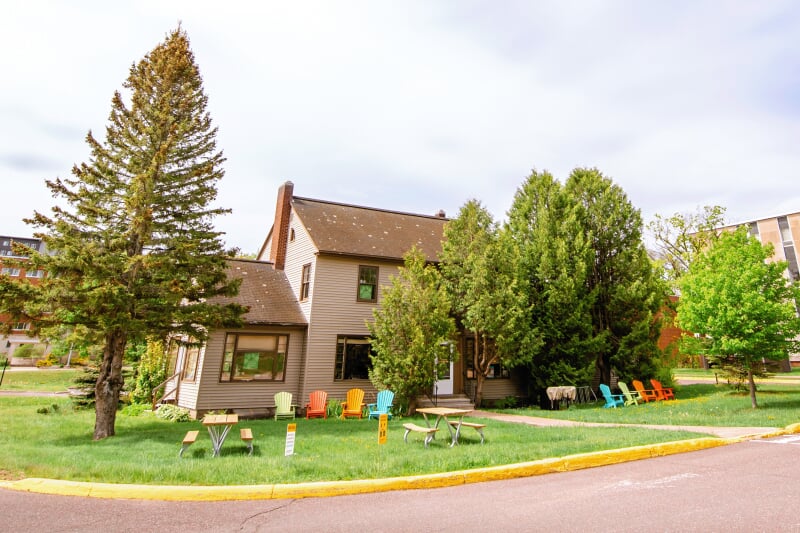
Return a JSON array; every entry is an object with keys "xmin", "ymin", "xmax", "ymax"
[{"xmin": 93, "ymin": 329, "xmax": 127, "ymax": 440}]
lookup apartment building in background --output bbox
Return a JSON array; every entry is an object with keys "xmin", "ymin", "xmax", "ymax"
[{"xmin": 0, "ymin": 235, "xmax": 50, "ymax": 361}]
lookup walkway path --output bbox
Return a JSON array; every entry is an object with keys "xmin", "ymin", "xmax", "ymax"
[{"xmin": 472, "ymin": 410, "xmax": 778, "ymax": 439}]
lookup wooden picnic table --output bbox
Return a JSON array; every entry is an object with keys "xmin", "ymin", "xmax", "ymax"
[
  {"xmin": 202, "ymin": 414, "xmax": 239, "ymax": 457},
  {"xmin": 416, "ymin": 407, "xmax": 473, "ymax": 447}
]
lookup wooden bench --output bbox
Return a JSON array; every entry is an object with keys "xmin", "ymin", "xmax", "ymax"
[
  {"xmin": 240, "ymin": 428, "xmax": 254, "ymax": 456},
  {"xmin": 179, "ymin": 430, "xmax": 199, "ymax": 457},
  {"xmin": 402, "ymin": 423, "xmax": 438, "ymax": 448},
  {"xmin": 449, "ymin": 421, "xmax": 486, "ymax": 444}
]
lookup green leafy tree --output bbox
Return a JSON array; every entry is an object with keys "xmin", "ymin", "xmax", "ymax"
[
  {"xmin": 0, "ymin": 28, "xmax": 244, "ymax": 439},
  {"xmin": 648, "ymin": 205, "xmax": 726, "ymax": 287},
  {"xmin": 440, "ymin": 200, "xmax": 532, "ymax": 407},
  {"xmin": 677, "ymin": 227, "xmax": 800, "ymax": 408},
  {"xmin": 367, "ymin": 247, "xmax": 455, "ymax": 414}
]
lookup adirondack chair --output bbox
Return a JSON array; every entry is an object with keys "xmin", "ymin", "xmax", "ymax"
[
  {"xmin": 599, "ymin": 384, "xmax": 624, "ymax": 408},
  {"xmin": 274, "ymin": 391, "xmax": 296, "ymax": 420},
  {"xmin": 650, "ymin": 379, "xmax": 675, "ymax": 400},
  {"xmin": 341, "ymin": 388, "xmax": 365, "ymax": 419},
  {"xmin": 305, "ymin": 390, "xmax": 328, "ymax": 419},
  {"xmin": 367, "ymin": 390, "xmax": 395, "ymax": 420},
  {"xmin": 632, "ymin": 379, "xmax": 659, "ymax": 402},
  {"xmin": 617, "ymin": 381, "xmax": 639, "ymax": 406}
]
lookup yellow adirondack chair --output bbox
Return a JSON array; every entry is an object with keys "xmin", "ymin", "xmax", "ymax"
[
  {"xmin": 305, "ymin": 390, "xmax": 328, "ymax": 419},
  {"xmin": 341, "ymin": 388, "xmax": 365, "ymax": 419},
  {"xmin": 274, "ymin": 391, "xmax": 296, "ymax": 420}
]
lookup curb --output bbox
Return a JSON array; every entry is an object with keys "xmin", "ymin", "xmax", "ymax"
[{"xmin": 5, "ymin": 427, "xmax": 797, "ymax": 501}]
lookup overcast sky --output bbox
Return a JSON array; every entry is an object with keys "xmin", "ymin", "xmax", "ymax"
[{"xmin": 2, "ymin": 1, "xmax": 798, "ymax": 254}]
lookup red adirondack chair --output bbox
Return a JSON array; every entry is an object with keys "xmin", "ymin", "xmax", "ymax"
[
  {"xmin": 632, "ymin": 379, "xmax": 659, "ymax": 402},
  {"xmin": 305, "ymin": 390, "xmax": 328, "ymax": 419},
  {"xmin": 650, "ymin": 379, "xmax": 675, "ymax": 400}
]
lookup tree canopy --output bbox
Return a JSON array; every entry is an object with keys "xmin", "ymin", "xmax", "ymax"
[
  {"xmin": 677, "ymin": 227, "xmax": 800, "ymax": 408},
  {"xmin": 439, "ymin": 200, "xmax": 531, "ymax": 407},
  {"xmin": 648, "ymin": 205, "xmax": 726, "ymax": 288},
  {"xmin": 0, "ymin": 28, "xmax": 244, "ymax": 439},
  {"xmin": 507, "ymin": 168, "xmax": 668, "ymax": 396}
]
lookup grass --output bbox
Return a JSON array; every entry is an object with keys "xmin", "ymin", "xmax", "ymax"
[
  {"xmin": 0, "ymin": 396, "xmax": 706, "ymax": 485},
  {"xmin": 0, "ymin": 368, "xmax": 83, "ymax": 392},
  {"xmin": 508, "ymin": 383, "xmax": 800, "ymax": 427}
]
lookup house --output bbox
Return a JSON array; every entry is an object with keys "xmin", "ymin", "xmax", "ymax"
[
  {"xmin": 0, "ymin": 236, "xmax": 50, "ymax": 362},
  {"xmin": 165, "ymin": 182, "xmax": 523, "ymax": 418}
]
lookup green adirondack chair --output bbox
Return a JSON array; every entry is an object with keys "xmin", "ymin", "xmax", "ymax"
[
  {"xmin": 274, "ymin": 391, "xmax": 296, "ymax": 420},
  {"xmin": 617, "ymin": 381, "xmax": 640, "ymax": 406},
  {"xmin": 367, "ymin": 390, "xmax": 395, "ymax": 420}
]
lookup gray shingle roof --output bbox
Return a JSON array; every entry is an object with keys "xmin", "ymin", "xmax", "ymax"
[
  {"xmin": 214, "ymin": 259, "xmax": 306, "ymax": 326},
  {"xmin": 292, "ymin": 197, "xmax": 447, "ymax": 262}
]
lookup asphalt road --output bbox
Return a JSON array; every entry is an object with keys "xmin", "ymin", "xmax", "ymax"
[{"xmin": 2, "ymin": 437, "xmax": 799, "ymax": 532}]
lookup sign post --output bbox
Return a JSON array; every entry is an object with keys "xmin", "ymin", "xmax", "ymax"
[
  {"xmin": 378, "ymin": 414, "xmax": 388, "ymax": 445},
  {"xmin": 285, "ymin": 423, "xmax": 296, "ymax": 456}
]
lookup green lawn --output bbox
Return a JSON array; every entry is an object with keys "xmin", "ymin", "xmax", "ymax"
[
  {"xmin": 508, "ymin": 383, "xmax": 800, "ymax": 427},
  {"xmin": 0, "ymin": 369, "xmax": 83, "ymax": 392},
  {"xmin": 0, "ymin": 396, "xmax": 706, "ymax": 485}
]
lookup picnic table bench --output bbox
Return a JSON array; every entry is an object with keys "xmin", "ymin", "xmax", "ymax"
[
  {"xmin": 402, "ymin": 423, "xmax": 438, "ymax": 448},
  {"xmin": 240, "ymin": 428, "xmax": 254, "ymax": 456},
  {"xmin": 179, "ymin": 430, "xmax": 199, "ymax": 457},
  {"xmin": 449, "ymin": 420, "xmax": 485, "ymax": 444}
]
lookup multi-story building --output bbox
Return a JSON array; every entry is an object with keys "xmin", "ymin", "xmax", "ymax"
[
  {"xmin": 724, "ymin": 211, "xmax": 800, "ymax": 282},
  {"xmin": 0, "ymin": 235, "xmax": 49, "ymax": 361}
]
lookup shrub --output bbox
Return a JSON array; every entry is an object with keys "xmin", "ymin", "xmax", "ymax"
[
  {"xmin": 131, "ymin": 339, "xmax": 168, "ymax": 405},
  {"xmin": 121, "ymin": 403, "xmax": 150, "ymax": 417},
  {"xmin": 155, "ymin": 404, "xmax": 190, "ymax": 422},
  {"xmin": 36, "ymin": 403, "xmax": 61, "ymax": 415},
  {"xmin": 12, "ymin": 344, "xmax": 45, "ymax": 359},
  {"xmin": 326, "ymin": 398, "xmax": 343, "ymax": 418},
  {"xmin": 36, "ymin": 352, "xmax": 61, "ymax": 367}
]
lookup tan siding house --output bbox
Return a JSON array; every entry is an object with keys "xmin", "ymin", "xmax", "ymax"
[{"xmin": 171, "ymin": 181, "xmax": 524, "ymax": 418}]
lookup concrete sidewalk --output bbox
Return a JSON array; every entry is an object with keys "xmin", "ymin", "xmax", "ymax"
[{"xmin": 472, "ymin": 410, "xmax": 779, "ymax": 439}]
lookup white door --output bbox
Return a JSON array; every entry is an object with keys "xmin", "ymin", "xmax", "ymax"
[{"xmin": 436, "ymin": 356, "xmax": 454, "ymax": 395}]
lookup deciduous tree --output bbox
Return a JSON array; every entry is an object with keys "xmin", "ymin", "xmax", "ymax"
[
  {"xmin": 677, "ymin": 227, "xmax": 800, "ymax": 408},
  {"xmin": 0, "ymin": 28, "xmax": 244, "ymax": 439}
]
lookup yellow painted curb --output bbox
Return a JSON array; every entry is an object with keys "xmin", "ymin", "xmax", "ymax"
[{"xmin": 0, "ymin": 435, "xmax": 741, "ymax": 501}]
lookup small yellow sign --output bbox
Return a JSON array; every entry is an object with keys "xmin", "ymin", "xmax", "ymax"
[
  {"xmin": 378, "ymin": 414, "xmax": 388, "ymax": 444},
  {"xmin": 285, "ymin": 423, "xmax": 297, "ymax": 456}
]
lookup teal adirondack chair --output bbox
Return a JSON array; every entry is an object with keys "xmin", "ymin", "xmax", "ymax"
[
  {"xmin": 617, "ymin": 381, "xmax": 640, "ymax": 406},
  {"xmin": 274, "ymin": 391, "xmax": 296, "ymax": 420},
  {"xmin": 599, "ymin": 384, "xmax": 624, "ymax": 408},
  {"xmin": 367, "ymin": 390, "xmax": 395, "ymax": 420}
]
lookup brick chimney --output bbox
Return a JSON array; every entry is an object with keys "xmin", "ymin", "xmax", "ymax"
[{"xmin": 270, "ymin": 181, "xmax": 294, "ymax": 270}]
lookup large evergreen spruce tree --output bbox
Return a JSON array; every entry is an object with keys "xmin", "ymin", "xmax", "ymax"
[{"xmin": 0, "ymin": 28, "xmax": 244, "ymax": 439}]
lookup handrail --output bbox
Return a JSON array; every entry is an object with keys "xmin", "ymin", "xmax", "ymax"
[{"xmin": 151, "ymin": 371, "xmax": 182, "ymax": 411}]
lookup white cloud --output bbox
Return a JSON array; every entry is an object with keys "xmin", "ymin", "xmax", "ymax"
[{"xmin": 1, "ymin": 1, "xmax": 799, "ymax": 253}]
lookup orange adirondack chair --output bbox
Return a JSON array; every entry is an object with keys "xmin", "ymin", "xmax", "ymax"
[
  {"xmin": 341, "ymin": 388, "xmax": 365, "ymax": 419},
  {"xmin": 632, "ymin": 379, "xmax": 659, "ymax": 402},
  {"xmin": 305, "ymin": 390, "xmax": 328, "ymax": 419},
  {"xmin": 650, "ymin": 379, "xmax": 675, "ymax": 400}
]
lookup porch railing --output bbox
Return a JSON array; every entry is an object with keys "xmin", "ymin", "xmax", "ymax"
[{"xmin": 151, "ymin": 371, "xmax": 182, "ymax": 411}]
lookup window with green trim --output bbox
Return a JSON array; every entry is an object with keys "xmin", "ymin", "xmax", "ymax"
[{"xmin": 220, "ymin": 333, "xmax": 288, "ymax": 382}]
